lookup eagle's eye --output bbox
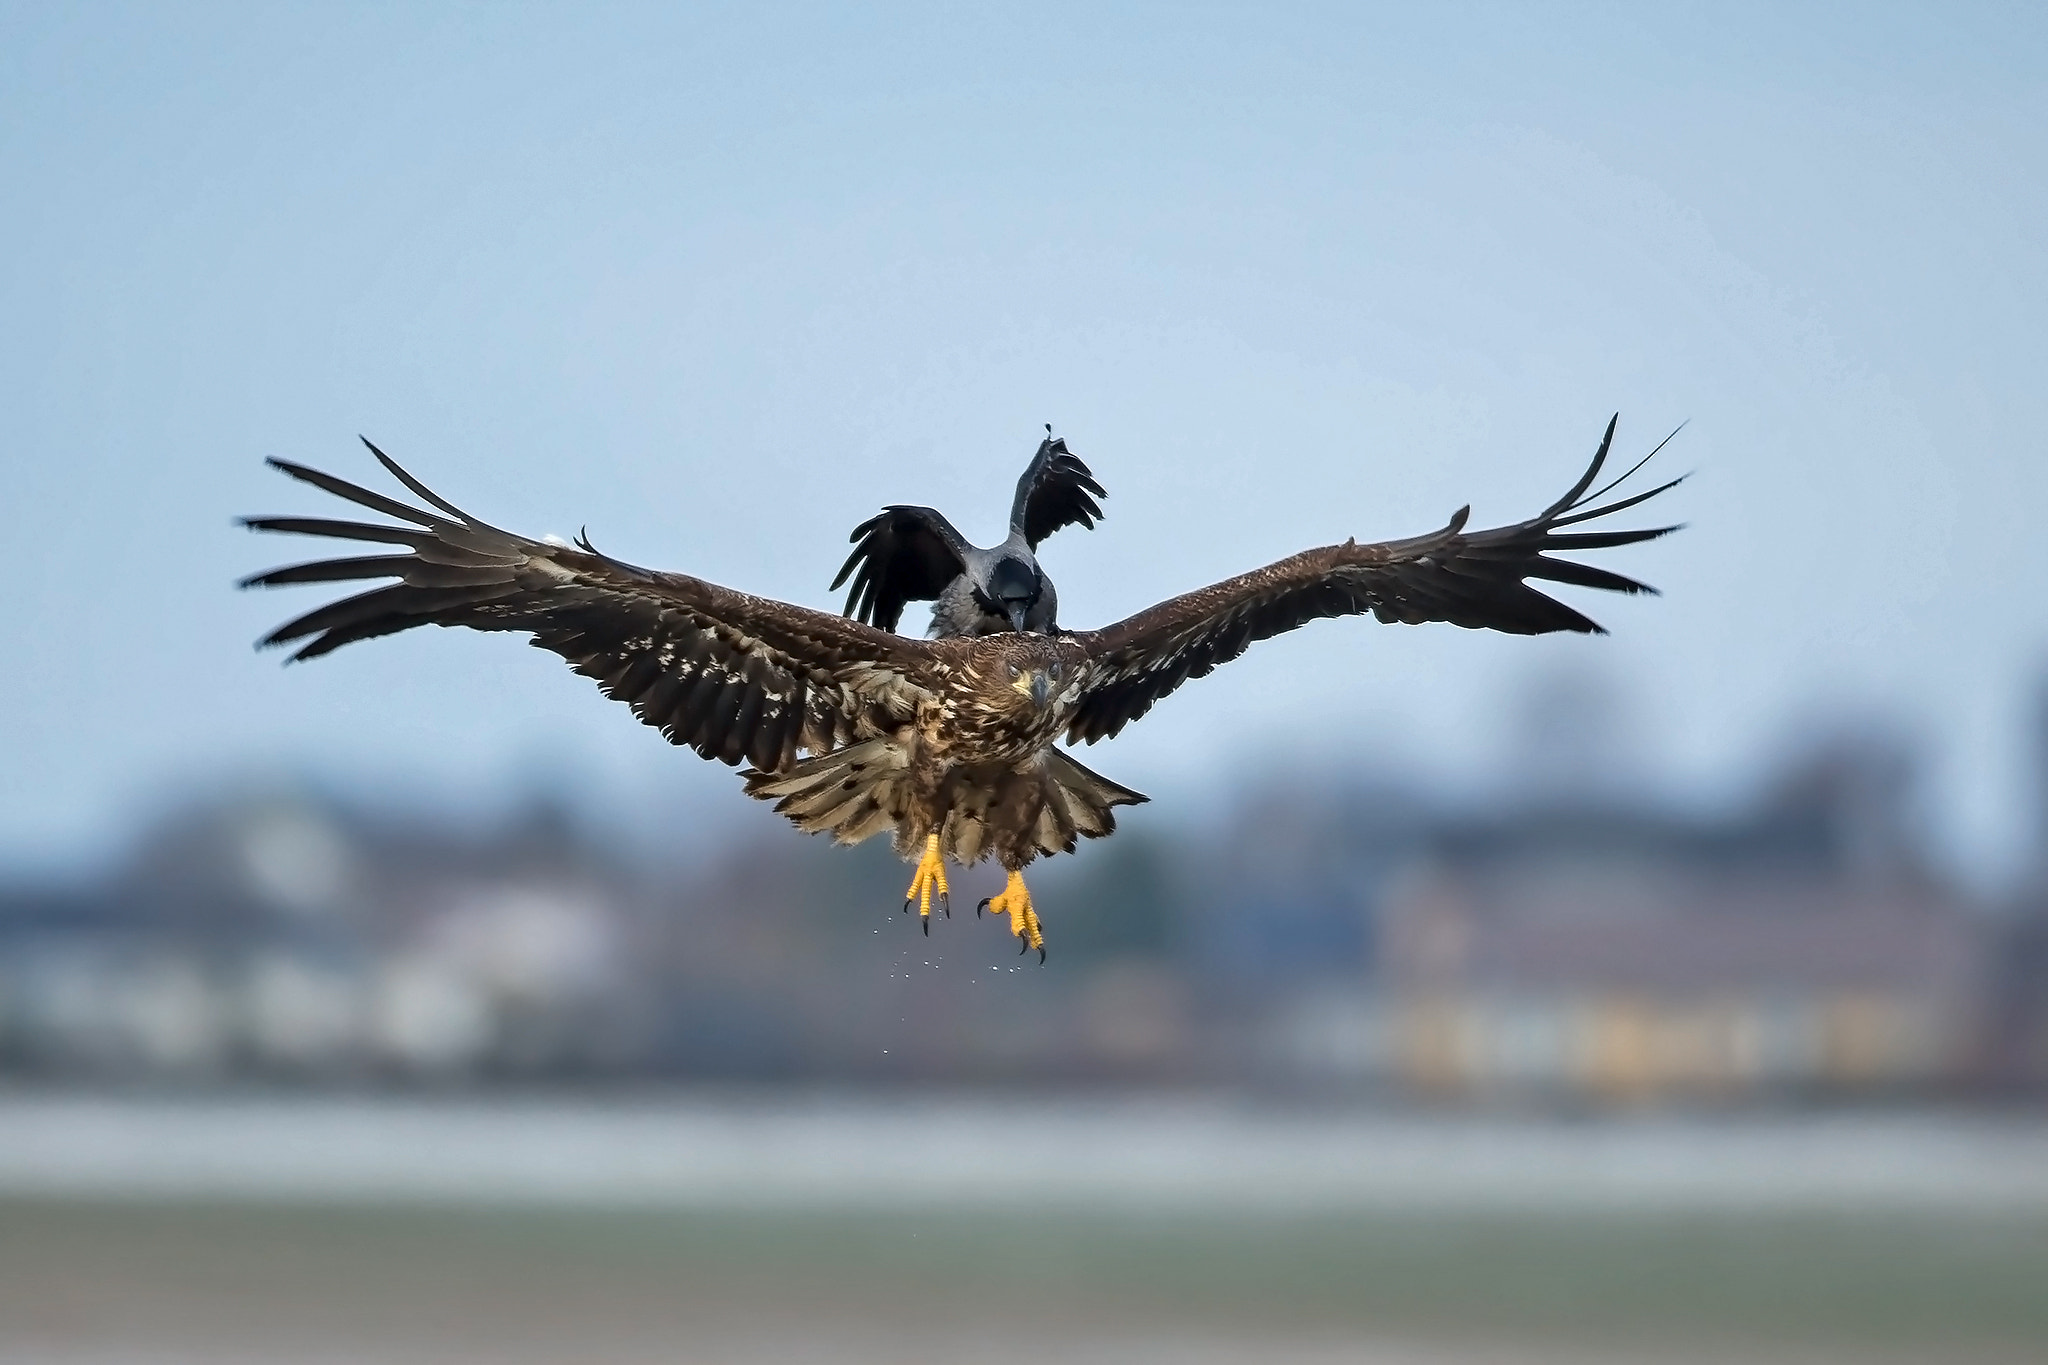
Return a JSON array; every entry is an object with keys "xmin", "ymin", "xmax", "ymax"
[
  {"xmin": 1006, "ymin": 661, "xmax": 1020, "ymax": 679},
  {"xmin": 1048, "ymin": 662, "xmax": 1062, "ymax": 680}
]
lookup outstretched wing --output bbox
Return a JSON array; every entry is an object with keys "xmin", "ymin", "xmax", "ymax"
[
  {"xmin": 243, "ymin": 441, "xmax": 933, "ymax": 771},
  {"xmin": 1065, "ymin": 415, "xmax": 1683, "ymax": 744},
  {"xmin": 828, "ymin": 505, "xmax": 973, "ymax": 632},
  {"xmin": 1010, "ymin": 435, "xmax": 1106, "ymax": 548}
]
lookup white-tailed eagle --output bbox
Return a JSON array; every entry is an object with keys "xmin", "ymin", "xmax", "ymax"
[{"xmin": 242, "ymin": 416, "xmax": 1680, "ymax": 958}]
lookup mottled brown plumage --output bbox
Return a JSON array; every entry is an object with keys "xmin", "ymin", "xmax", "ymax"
[{"xmin": 242, "ymin": 416, "xmax": 1679, "ymax": 955}]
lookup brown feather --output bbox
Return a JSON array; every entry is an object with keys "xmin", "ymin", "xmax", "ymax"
[{"xmin": 1064, "ymin": 417, "xmax": 1681, "ymax": 743}]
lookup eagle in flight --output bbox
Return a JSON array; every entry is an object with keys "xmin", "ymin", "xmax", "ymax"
[
  {"xmin": 242, "ymin": 417, "xmax": 1680, "ymax": 958},
  {"xmin": 832, "ymin": 429, "xmax": 1105, "ymax": 638}
]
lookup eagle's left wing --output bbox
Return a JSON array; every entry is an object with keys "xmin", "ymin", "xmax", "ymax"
[
  {"xmin": 243, "ymin": 441, "xmax": 934, "ymax": 771},
  {"xmin": 1063, "ymin": 416, "xmax": 1682, "ymax": 744}
]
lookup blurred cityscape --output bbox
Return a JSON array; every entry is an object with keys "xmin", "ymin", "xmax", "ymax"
[{"xmin": 5, "ymin": 675, "xmax": 2048, "ymax": 1105}]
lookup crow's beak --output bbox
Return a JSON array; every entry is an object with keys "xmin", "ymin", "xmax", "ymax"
[{"xmin": 1006, "ymin": 601, "xmax": 1029, "ymax": 634}]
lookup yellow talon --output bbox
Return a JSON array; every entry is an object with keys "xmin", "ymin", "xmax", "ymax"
[
  {"xmin": 977, "ymin": 869, "xmax": 1046, "ymax": 962},
  {"xmin": 903, "ymin": 833, "xmax": 950, "ymax": 931}
]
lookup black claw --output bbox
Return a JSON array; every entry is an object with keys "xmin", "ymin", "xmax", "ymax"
[
  {"xmin": 1018, "ymin": 938, "xmax": 1028, "ymax": 956},
  {"xmin": 902, "ymin": 898, "xmax": 912, "ymax": 914},
  {"xmin": 940, "ymin": 892, "xmax": 951, "ymax": 919},
  {"xmin": 1037, "ymin": 946, "xmax": 1047, "ymax": 964},
  {"xmin": 976, "ymin": 898, "xmax": 989, "ymax": 918},
  {"xmin": 922, "ymin": 917, "xmax": 930, "ymax": 937}
]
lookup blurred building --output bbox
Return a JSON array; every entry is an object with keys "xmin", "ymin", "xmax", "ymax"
[
  {"xmin": 0, "ymin": 789, "xmax": 649, "ymax": 1082},
  {"xmin": 0, "ymin": 715, "xmax": 2034, "ymax": 1102},
  {"xmin": 1976, "ymin": 676, "xmax": 2048, "ymax": 1091},
  {"xmin": 1358, "ymin": 741, "xmax": 1981, "ymax": 1102}
]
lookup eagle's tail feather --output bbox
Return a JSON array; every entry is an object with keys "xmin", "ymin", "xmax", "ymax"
[
  {"xmin": 743, "ymin": 740, "xmax": 910, "ymax": 846},
  {"xmin": 1024, "ymin": 749, "xmax": 1155, "ymax": 855},
  {"xmin": 1045, "ymin": 748, "xmax": 1147, "ymax": 827}
]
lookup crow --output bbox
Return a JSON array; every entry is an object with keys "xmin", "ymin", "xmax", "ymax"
[{"xmin": 831, "ymin": 429, "xmax": 1105, "ymax": 637}]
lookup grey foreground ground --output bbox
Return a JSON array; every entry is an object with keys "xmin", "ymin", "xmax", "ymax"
[{"xmin": 0, "ymin": 1096, "xmax": 2043, "ymax": 1364}]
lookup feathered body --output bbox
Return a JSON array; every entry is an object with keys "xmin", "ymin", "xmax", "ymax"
[{"xmin": 742, "ymin": 632, "xmax": 1142, "ymax": 870}]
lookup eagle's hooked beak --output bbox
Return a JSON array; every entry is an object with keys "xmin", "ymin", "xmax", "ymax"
[{"xmin": 1011, "ymin": 668, "xmax": 1052, "ymax": 708}]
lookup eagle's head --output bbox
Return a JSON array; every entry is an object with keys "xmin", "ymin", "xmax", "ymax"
[{"xmin": 960, "ymin": 634, "xmax": 1076, "ymax": 725}]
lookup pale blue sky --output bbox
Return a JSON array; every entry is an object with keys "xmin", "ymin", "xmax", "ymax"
[{"xmin": 5, "ymin": 4, "xmax": 2046, "ymax": 877}]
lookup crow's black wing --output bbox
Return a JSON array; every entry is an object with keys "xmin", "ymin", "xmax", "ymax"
[
  {"xmin": 1010, "ymin": 435, "xmax": 1106, "ymax": 549},
  {"xmin": 829, "ymin": 505, "xmax": 973, "ymax": 632}
]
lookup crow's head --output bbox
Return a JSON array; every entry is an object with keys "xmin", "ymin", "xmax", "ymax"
[{"xmin": 975, "ymin": 553, "xmax": 1040, "ymax": 633}]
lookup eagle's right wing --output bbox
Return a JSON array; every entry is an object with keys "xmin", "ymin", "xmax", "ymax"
[
  {"xmin": 243, "ymin": 443, "xmax": 933, "ymax": 772},
  {"xmin": 1010, "ymin": 435, "xmax": 1107, "ymax": 549},
  {"xmin": 1063, "ymin": 416, "xmax": 1682, "ymax": 745}
]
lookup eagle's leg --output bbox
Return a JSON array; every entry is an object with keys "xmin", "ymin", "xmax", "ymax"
[
  {"xmin": 903, "ymin": 833, "xmax": 951, "ymax": 933},
  {"xmin": 976, "ymin": 870, "xmax": 1046, "ymax": 963}
]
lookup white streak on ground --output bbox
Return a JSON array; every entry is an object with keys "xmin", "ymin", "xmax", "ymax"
[{"xmin": 0, "ymin": 1096, "xmax": 2042, "ymax": 1214}]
